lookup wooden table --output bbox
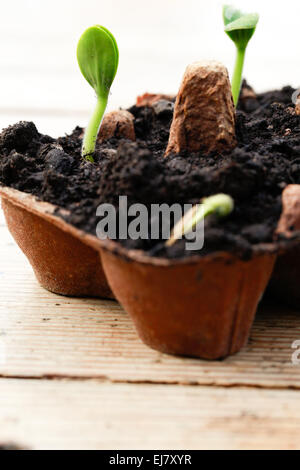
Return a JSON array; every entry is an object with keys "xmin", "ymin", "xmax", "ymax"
[
  {"xmin": 1, "ymin": 0, "xmax": 300, "ymax": 450},
  {"xmin": 0, "ymin": 209, "xmax": 300, "ymax": 450}
]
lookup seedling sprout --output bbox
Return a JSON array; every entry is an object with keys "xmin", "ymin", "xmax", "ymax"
[
  {"xmin": 77, "ymin": 25, "xmax": 119, "ymax": 161},
  {"xmin": 223, "ymin": 5, "xmax": 259, "ymax": 106},
  {"xmin": 166, "ymin": 194, "xmax": 234, "ymax": 247}
]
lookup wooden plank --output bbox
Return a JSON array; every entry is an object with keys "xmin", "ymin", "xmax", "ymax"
[
  {"xmin": 0, "ymin": 378, "xmax": 300, "ymax": 450},
  {"xmin": 1, "ymin": 217, "xmax": 300, "ymax": 388}
]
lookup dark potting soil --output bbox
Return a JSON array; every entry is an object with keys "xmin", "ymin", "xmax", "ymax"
[{"xmin": 1, "ymin": 82, "xmax": 300, "ymax": 259}]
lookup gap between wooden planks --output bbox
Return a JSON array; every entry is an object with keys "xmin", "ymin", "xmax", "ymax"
[
  {"xmin": 1, "ymin": 211, "xmax": 300, "ymax": 388},
  {"xmin": 1, "ymin": 378, "xmax": 300, "ymax": 450}
]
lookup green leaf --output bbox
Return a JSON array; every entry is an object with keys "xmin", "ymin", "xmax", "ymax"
[
  {"xmin": 223, "ymin": 5, "xmax": 243, "ymax": 26},
  {"xmin": 97, "ymin": 25, "xmax": 119, "ymax": 69},
  {"xmin": 225, "ymin": 13, "xmax": 259, "ymax": 32},
  {"xmin": 77, "ymin": 25, "xmax": 119, "ymax": 99},
  {"xmin": 223, "ymin": 6, "xmax": 259, "ymax": 50}
]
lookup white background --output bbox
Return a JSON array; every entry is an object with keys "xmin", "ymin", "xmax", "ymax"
[{"xmin": 0, "ymin": 0, "xmax": 299, "ymax": 136}]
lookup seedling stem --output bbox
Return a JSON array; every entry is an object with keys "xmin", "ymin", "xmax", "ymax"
[
  {"xmin": 82, "ymin": 95, "xmax": 108, "ymax": 159},
  {"xmin": 223, "ymin": 5, "xmax": 259, "ymax": 106},
  {"xmin": 232, "ymin": 47, "xmax": 246, "ymax": 106}
]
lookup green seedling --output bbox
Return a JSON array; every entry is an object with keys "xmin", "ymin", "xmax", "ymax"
[
  {"xmin": 166, "ymin": 194, "xmax": 234, "ymax": 247},
  {"xmin": 223, "ymin": 5, "xmax": 259, "ymax": 106},
  {"xmin": 77, "ymin": 25, "xmax": 119, "ymax": 161}
]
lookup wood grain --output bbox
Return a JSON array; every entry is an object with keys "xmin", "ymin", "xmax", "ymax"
[
  {"xmin": 1, "ymin": 378, "xmax": 300, "ymax": 450},
  {"xmin": 1, "ymin": 215, "xmax": 300, "ymax": 388}
]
